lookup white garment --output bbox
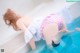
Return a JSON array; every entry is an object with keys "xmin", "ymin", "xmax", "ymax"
[
  {"xmin": 24, "ymin": 29, "xmax": 33, "ymax": 44},
  {"xmin": 24, "ymin": 17, "xmax": 45, "ymax": 44}
]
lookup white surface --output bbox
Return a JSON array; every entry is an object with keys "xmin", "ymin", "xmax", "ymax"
[{"xmin": 69, "ymin": 2, "xmax": 80, "ymax": 19}]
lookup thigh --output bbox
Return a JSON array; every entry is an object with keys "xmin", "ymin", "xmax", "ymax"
[
  {"xmin": 43, "ymin": 23, "xmax": 58, "ymax": 45},
  {"xmin": 60, "ymin": 18, "xmax": 67, "ymax": 29}
]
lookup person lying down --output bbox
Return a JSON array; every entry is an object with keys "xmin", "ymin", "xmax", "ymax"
[{"xmin": 3, "ymin": 9, "xmax": 68, "ymax": 51}]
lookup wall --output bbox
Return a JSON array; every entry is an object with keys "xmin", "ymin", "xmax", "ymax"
[{"xmin": 69, "ymin": 2, "xmax": 80, "ymax": 19}]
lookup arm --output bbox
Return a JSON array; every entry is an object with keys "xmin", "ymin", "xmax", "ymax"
[{"xmin": 16, "ymin": 21, "xmax": 36, "ymax": 50}]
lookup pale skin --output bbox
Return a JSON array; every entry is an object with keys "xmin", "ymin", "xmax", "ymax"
[{"xmin": 16, "ymin": 16, "xmax": 68, "ymax": 50}]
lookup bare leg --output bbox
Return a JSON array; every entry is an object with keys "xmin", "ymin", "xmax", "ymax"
[
  {"xmin": 55, "ymin": 20, "xmax": 69, "ymax": 45},
  {"xmin": 43, "ymin": 23, "xmax": 58, "ymax": 46},
  {"xmin": 61, "ymin": 19, "xmax": 69, "ymax": 32},
  {"xmin": 29, "ymin": 38, "xmax": 36, "ymax": 50}
]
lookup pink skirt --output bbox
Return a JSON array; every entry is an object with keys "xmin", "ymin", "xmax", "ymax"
[{"xmin": 40, "ymin": 13, "xmax": 64, "ymax": 37}]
